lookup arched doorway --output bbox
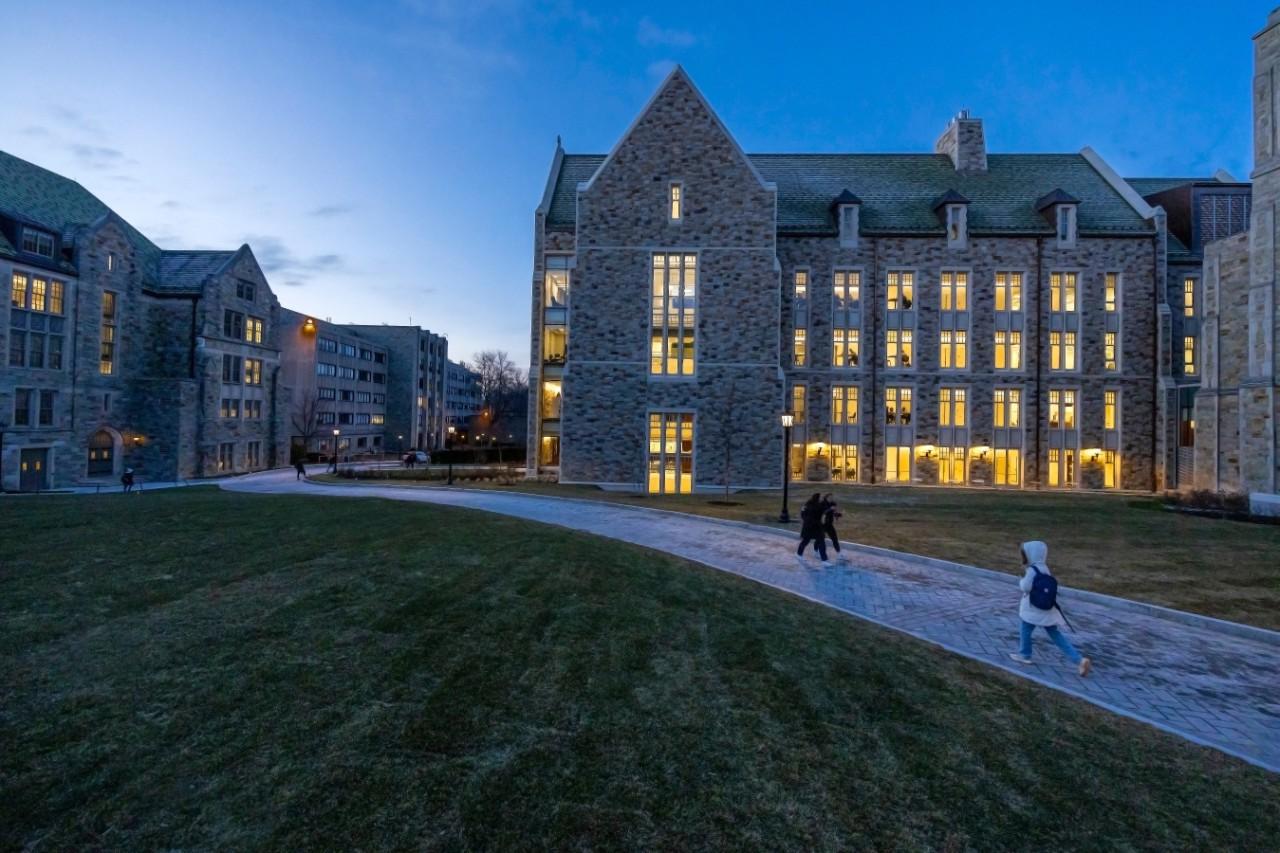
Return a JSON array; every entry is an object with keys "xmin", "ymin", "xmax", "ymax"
[{"xmin": 87, "ymin": 430, "xmax": 115, "ymax": 476}]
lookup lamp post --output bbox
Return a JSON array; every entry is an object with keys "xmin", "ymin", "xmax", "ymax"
[
  {"xmin": 332, "ymin": 428, "xmax": 340, "ymax": 473},
  {"xmin": 779, "ymin": 413, "xmax": 794, "ymax": 523},
  {"xmin": 446, "ymin": 424, "xmax": 456, "ymax": 485}
]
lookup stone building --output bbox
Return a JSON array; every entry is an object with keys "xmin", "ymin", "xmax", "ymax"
[
  {"xmin": 344, "ymin": 323, "xmax": 448, "ymax": 453},
  {"xmin": 527, "ymin": 67, "xmax": 1193, "ymax": 493},
  {"xmin": 1195, "ymin": 9, "xmax": 1280, "ymax": 514},
  {"xmin": 1, "ymin": 151, "xmax": 288, "ymax": 490},
  {"xmin": 278, "ymin": 309, "xmax": 390, "ymax": 459},
  {"xmin": 1127, "ymin": 175, "xmax": 1251, "ymax": 488}
]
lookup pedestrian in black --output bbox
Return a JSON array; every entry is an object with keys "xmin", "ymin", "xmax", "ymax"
[
  {"xmin": 294, "ymin": 458, "xmax": 307, "ymax": 480},
  {"xmin": 121, "ymin": 468, "xmax": 135, "ymax": 494},
  {"xmin": 821, "ymin": 493, "xmax": 849, "ymax": 563},
  {"xmin": 795, "ymin": 492, "xmax": 830, "ymax": 567}
]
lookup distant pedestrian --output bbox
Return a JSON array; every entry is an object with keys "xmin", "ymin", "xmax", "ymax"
[
  {"xmin": 820, "ymin": 493, "xmax": 848, "ymax": 563},
  {"xmin": 294, "ymin": 459, "xmax": 307, "ymax": 480},
  {"xmin": 795, "ymin": 492, "xmax": 830, "ymax": 567},
  {"xmin": 1009, "ymin": 540, "xmax": 1092, "ymax": 677},
  {"xmin": 121, "ymin": 468, "xmax": 135, "ymax": 494}
]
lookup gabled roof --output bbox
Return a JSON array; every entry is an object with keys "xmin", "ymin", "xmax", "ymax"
[
  {"xmin": 1034, "ymin": 188, "xmax": 1081, "ymax": 211},
  {"xmin": 931, "ymin": 189, "xmax": 970, "ymax": 210},
  {"xmin": 1125, "ymin": 177, "xmax": 1217, "ymax": 196},
  {"xmin": 547, "ymin": 152, "xmax": 1153, "ymax": 235},
  {"xmin": 157, "ymin": 249, "xmax": 238, "ymax": 293},
  {"xmin": 830, "ymin": 189, "xmax": 862, "ymax": 207}
]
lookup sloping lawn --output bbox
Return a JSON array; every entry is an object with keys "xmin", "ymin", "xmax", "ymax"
[
  {"xmin": 1, "ymin": 488, "xmax": 1276, "ymax": 850},
  {"xmin": 349, "ymin": 476, "xmax": 1280, "ymax": 630}
]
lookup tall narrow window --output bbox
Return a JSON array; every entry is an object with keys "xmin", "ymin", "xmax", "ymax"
[
  {"xmin": 100, "ymin": 291, "xmax": 118, "ymax": 375},
  {"xmin": 224, "ymin": 310, "xmax": 244, "ymax": 340},
  {"xmin": 650, "ymin": 253, "xmax": 697, "ymax": 376},
  {"xmin": 1104, "ymin": 332, "xmax": 1118, "ymax": 371},
  {"xmin": 838, "ymin": 204, "xmax": 859, "ymax": 248},
  {"xmin": 939, "ymin": 330, "xmax": 967, "ymax": 370},
  {"xmin": 1048, "ymin": 389, "xmax": 1076, "ymax": 430},
  {"xmin": 834, "ymin": 270, "xmax": 860, "ymax": 310},
  {"xmin": 793, "ymin": 329, "xmax": 807, "ymax": 367},
  {"xmin": 669, "ymin": 183, "xmax": 683, "ymax": 222},
  {"xmin": 940, "ymin": 271, "xmax": 967, "ymax": 311},
  {"xmin": 995, "ymin": 271, "xmax": 1022, "ymax": 312},
  {"xmin": 994, "ymin": 388, "xmax": 1021, "ymax": 429},
  {"xmin": 1183, "ymin": 277, "xmax": 1195, "ymax": 317},
  {"xmin": 1055, "ymin": 206, "xmax": 1077, "ymax": 247},
  {"xmin": 1049, "ymin": 272, "xmax": 1078, "ymax": 372},
  {"xmin": 30, "ymin": 278, "xmax": 46, "ymax": 312},
  {"xmin": 246, "ymin": 317, "xmax": 264, "ymax": 344},
  {"xmin": 1104, "ymin": 389, "xmax": 1117, "ymax": 431},
  {"xmin": 831, "ymin": 386, "xmax": 859, "ymax": 425},
  {"xmin": 832, "ymin": 329, "xmax": 859, "ymax": 367},
  {"xmin": 946, "ymin": 204, "xmax": 967, "ymax": 248},
  {"xmin": 994, "ymin": 331, "xmax": 1022, "ymax": 370},
  {"xmin": 885, "ymin": 387, "xmax": 912, "ymax": 426},
  {"xmin": 939, "ymin": 387, "xmax": 967, "ymax": 427},
  {"xmin": 994, "ymin": 271, "xmax": 1024, "ymax": 372},
  {"xmin": 544, "ymin": 255, "xmax": 570, "ymax": 308},
  {"xmin": 1050, "ymin": 272, "xmax": 1077, "ymax": 312},
  {"xmin": 1105, "ymin": 273, "xmax": 1119, "ymax": 312},
  {"xmin": 791, "ymin": 384, "xmax": 807, "ymax": 424},
  {"xmin": 1183, "ymin": 336, "xmax": 1196, "ymax": 374},
  {"xmin": 793, "ymin": 269, "xmax": 808, "ymax": 301},
  {"xmin": 647, "ymin": 412, "xmax": 694, "ymax": 494},
  {"xmin": 11, "ymin": 272, "xmax": 28, "ymax": 308},
  {"xmin": 887, "ymin": 271, "xmax": 914, "ymax": 310},
  {"xmin": 832, "ymin": 270, "xmax": 860, "ymax": 368},
  {"xmin": 886, "ymin": 329, "xmax": 914, "ymax": 368}
]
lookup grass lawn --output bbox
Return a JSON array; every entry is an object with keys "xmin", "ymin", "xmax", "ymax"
[
  {"xmin": 331, "ymin": 474, "xmax": 1280, "ymax": 630},
  {"xmin": 2, "ymin": 488, "xmax": 1277, "ymax": 850}
]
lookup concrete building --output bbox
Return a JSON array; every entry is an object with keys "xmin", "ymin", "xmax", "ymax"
[
  {"xmin": 1195, "ymin": 9, "xmax": 1280, "ymax": 514},
  {"xmin": 1, "ymin": 151, "xmax": 288, "ymax": 490},
  {"xmin": 345, "ymin": 324, "xmax": 448, "ymax": 454},
  {"xmin": 445, "ymin": 359, "xmax": 482, "ymax": 436},
  {"xmin": 278, "ymin": 309, "xmax": 389, "ymax": 459},
  {"xmin": 527, "ymin": 68, "xmax": 1191, "ymax": 493}
]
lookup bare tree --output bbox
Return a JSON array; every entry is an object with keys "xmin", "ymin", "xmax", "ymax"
[
  {"xmin": 470, "ymin": 350, "xmax": 526, "ymax": 432},
  {"xmin": 291, "ymin": 392, "xmax": 323, "ymax": 458}
]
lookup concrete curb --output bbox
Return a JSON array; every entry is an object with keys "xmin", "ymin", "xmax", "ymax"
[{"xmin": 310, "ymin": 478, "xmax": 1280, "ymax": 649}]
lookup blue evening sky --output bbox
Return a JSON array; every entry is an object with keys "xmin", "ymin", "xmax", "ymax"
[{"xmin": 0, "ymin": 1, "xmax": 1262, "ymax": 366}]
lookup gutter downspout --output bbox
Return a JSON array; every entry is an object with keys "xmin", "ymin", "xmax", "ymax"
[{"xmin": 1034, "ymin": 238, "xmax": 1043, "ymax": 489}]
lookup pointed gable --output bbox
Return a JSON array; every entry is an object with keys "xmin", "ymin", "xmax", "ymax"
[{"xmin": 576, "ymin": 66, "xmax": 776, "ymax": 248}]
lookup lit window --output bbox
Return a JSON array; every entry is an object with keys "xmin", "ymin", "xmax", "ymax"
[
  {"xmin": 1104, "ymin": 390, "xmax": 1118, "ymax": 431},
  {"xmin": 1048, "ymin": 389, "xmax": 1076, "ymax": 430},
  {"xmin": 834, "ymin": 270, "xmax": 860, "ymax": 310},
  {"xmin": 994, "ymin": 448, "xmax": 1021, "ymax": 486},
  {"xmin": 1104, "ymin": 332, "xmax": 1118, "ymax": 371},
  {"xmin": 793, "ymin": 328, "xmax": 807, "ymax": 367},
  {"xmin": 887, "ymin": 271, "xmax": 914, "ymax": 310},
  {"xmin": 831, "ymin": 385, "xmax": 858, "ymax": 425},
  {"xmin": 1104, "ymin": 450, "xmax": 1120, "ymax": 489},
  {"xmin": 1183, "ymin": 277, "xmax": 1195, "ymax": 317},
  {"xmin": 832, "ymin": 328, "xmax": 859, "ymax": 367},
  {"xmin": 940, "ymin": 271, "xmax": 967, "ymax": 311},
  {"xmin": 50, "ymin": 281, "xmax": 63, "ymax": 314},
  {"xmin": 886, "ymin": 329, "xmax": 914, "ymax": 368},
  {"xmin": 100, "ymin": 291, "xmax": 118, "ymax": 375},
  {"xmin": 244, "ymin": 358, "xmax": 263, "ymax": 386},
  {"xmin": 107, "ymin": 253, "xmax": 115, "ymax": 272},
  {"xmin": 946, "ymin": 205, "xmax": 967, "ymax": 248},
  {"xmin": 11, "ymin": 272, "xmax": 27, "ymax": 308},
  {"xmin": 993, "ymin": 388, "xmax": 1021, "ymax": 429},
  {"xmin": 1183, "ymin": 336, "xmax": 1196, "ymax": 374},
  {"xmin": 793, "ymin": 269, "xmax": 808, "ymax": 301},
  {"xmin": 939, "ymin": 387, "xmax": 967, "ymax": 427},
  {"xmin": 650, "ymin": 253, "xmax": 697, "ymax": 376},
  {"xmin": 885, "ymin": 445, "xmax": 911, "ymax": 482},
  {"xmin": 1050, "ymin": 272, "xmax": 1077, "ymax": 312},
  {"xmin": 995, "ymin": 272, "xmax": 1022, "ymax": 312},
  {"xmin": 831, "ymin": 444, "xmax": 859, "ymax": 482},
  {"xmin": 30, "ymin": 278, "xmax": 46, "ymax": 312},
  {"xmin": 994, "ymin": 330, "xmax": 1022, "ymax": 370},
  {"xmin": 792, "ymin": 384, "xmax": 807, "ymax": 424},
  {"xmin": 940, "ymin": 330, "xmax": 967, "ymax": 370},
  {"xmin": 1049, "ymin": 331, "xmax": 1077, "ymax": 371},
  {"xmin": 544, "ymin": 255, "xmax": 570, "ymax": 308},
  {"xmin": 1105, "ymin": 273, "xmax": 1119, "ymax": 312},
  {"xmin": 245, "ymin": 317, "xmax": 264, "ymax": 344},
  {"xmin": 669, "ymin": 183, "xmax": 682, "ymax": 222},
  {"xmin": 885, "ymin": 387, "xmax": 912, "ymax": 426},
  {"xmin": 647, "ymin": 412, "xmax": 693, "ymax": 494}
]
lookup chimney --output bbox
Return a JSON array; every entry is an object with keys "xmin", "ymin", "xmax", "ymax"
[{"xmin": 935, "ymin": 110, "xmax": 987, "ymax": 174}]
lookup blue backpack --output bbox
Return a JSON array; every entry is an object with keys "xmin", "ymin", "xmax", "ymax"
[{"xmin": 1029, "ymin": 566, "xmax": 1058, "ymax": 611}]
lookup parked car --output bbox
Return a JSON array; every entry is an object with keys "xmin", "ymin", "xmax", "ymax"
[{"xmin": 405, "ymin": 450, "xmax": 430, "ymax": 464}]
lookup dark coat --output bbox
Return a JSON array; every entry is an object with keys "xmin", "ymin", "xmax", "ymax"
[
  {"xmin": 821, "ymin": 500, "xmax": 841, "ymax": 529},
  {"xmin": 799, "ymin": 500, "xmax": 824, "ymax": 537}
]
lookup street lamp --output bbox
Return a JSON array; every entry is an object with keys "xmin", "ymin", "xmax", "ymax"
[
  {"xmin": 332, "ymin": 428, "xmax": 341, "ymax": 473},
  {"xmin": 779, "ymin": 413, "xmax": 795, "ymax": 523},
  {"xmin": 446, "ymin": 425, "xmax": 456, "ymax": 485}
]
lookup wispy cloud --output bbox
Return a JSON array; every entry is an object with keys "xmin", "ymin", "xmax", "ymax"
[
  {"xmin": 637, "ymin": 17, "xmax": 696, "ymax": 48},
  {"xmin": 243, "ymin": 234, "xmax": 347, "ymax": 287},
  {"xmin": 160, "ymin": 199, "xmax": 183, "ymax": 209},
  {"xmin": 68, "ymin": 143, "xmax": 132, "ymax": 170},
  {"xmin": 309, "ymin": 203, "xmax": 356, "ymax": 217},
  {"xmin": 50, "ymin": 105, "xmax": 103, "ymax": 137}
]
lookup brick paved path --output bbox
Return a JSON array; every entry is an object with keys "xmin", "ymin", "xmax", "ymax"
[{"xmin": 224, "ymin": 470, "xmax": 1280, "ymax": 772}]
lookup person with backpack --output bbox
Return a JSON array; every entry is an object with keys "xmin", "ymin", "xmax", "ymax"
[
  {"xmin": 1009, "ymin": 540, "xmax": 1091, "ymax": 676},
  {"xmin": 820, "ymin": 493, "xmax": 849, "ymax": 564},
  {"xmin": 795, "ymin": 493, "xmax": 831, "ymax": 567}
]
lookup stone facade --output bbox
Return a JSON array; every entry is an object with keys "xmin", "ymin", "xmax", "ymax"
[
  {"xmin": 528, "ymin": 67, "xmax": 1180, "ymax": 493},
  {"xmin": 1194, "ymin": 10, "xmax": 1280, "ymax": 505}
]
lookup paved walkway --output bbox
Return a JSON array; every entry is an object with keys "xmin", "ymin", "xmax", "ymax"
[{"xmin": 223, "ymin": 469, "xmax": 1280, "ymax": 772}]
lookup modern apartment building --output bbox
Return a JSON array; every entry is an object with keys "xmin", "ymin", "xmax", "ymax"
[
  {"xmin": 1195, "ymin": 9, "xmax": 1280, "ymax": 514},
  {"xmin": 445, "ymin": 359, "xmax": 482, "ymax": 433},
  {"xmin": 1, "ymin": 151, "xmax": 288, "ymax": 490},
  {"xmin": 278, "ymin": 309, "xmax": 389, "ymax": 459},
  {"xmin": 1126, "ymin": 175, "xmax": 1251, "ymax": 488},
  {"xmin": 345, "ymin": 324, "xmax": 448, "ymax": 452},
  {"xmin": 527, "ymin": 67, "xmax": 1206, "ymax": 493}
]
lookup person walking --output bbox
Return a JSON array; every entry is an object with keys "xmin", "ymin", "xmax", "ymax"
[
  {"xmin": 820, "ymin": 493, "xmax": 849, "ymax": 563},
  {"xmin": 1009, "ymin": 540, "xmax": 1092, "ymax": 677},
  {"xmin": 795, "ymin": 493, "xmax": 830, "ymax": 567},
  {"xmin": 294, "ymin": 458, "xmax": 307, "ymax": 480},
  {"xmin": 120, "ymin": 468, "xmax": 135, "ymax": 494}
]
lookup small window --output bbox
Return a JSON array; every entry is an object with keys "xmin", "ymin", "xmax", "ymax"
[
  {"xmin": 236, "ymin": 280, "xmax": 257, "ymax": 302},
  {"xmin": 793, "ymin": 269, "xmax": 808, "ymax": 301},
  {"xmin": 22, "ymin": 228, "xmax": 54, "ymax": 257},
  {"xmin": 1183, "ymin": 277, "xmax": 1195, "ymax": 317},
  {"xmin": 107, "ymin": 253, "xmax": 115, "ymax": 272},
  {"xmin": 1183, "ymin": 336, "xmax": 1196, "ymax": 374},
  {"xmin": 1105, "ymin": 273, "xmax": 1119, "ymax": 312},
  {"xmin": 838, "ymin": 205, "xmax": 859, "ymax": 248},
  {"xmin": 1056, "ymin": 206, "xmax": 1077, "ymax": 247},
  {"xmin": 669, "ymin": 183, "xmax": 682, "ymax": 222},
  {"xmin": 946, "ymin": 205, "xmax": 967, "ymax": 248}
]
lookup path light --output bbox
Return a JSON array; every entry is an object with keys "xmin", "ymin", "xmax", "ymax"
[
  {"xmin": 779, "ymin": 413, "xmax": 794, "ymax": 523},
  {"xmin": 332, "ymin": 428, "xmax": 341, "ymax": 473}
]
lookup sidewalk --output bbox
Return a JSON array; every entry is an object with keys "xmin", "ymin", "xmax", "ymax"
[{"xmin": 223, "ymin": 469, "xmax": 1280, "ymax": 772}]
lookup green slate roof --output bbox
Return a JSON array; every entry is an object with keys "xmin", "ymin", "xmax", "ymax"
[
  {"xmin": 548, "ymin": 153, "xmax": 1153, "ymax": 235},
  {"xmin": 0, "ymin": 150, "xmax": 246, "ymax": 294}
]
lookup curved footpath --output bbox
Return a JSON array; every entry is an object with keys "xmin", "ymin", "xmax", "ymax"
[{"xmin": 222, "ymin": 468, "xmax": 1280, "ymax": 773}]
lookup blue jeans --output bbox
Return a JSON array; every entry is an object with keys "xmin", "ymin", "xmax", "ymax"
[{"xmin": 1019, "ymin": 620, "xmax": 1082, "ymax": 663}]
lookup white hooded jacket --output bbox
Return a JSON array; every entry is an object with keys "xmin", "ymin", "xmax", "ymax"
[{"xmin": 1018, "ymin": 540, "xmax": 1065, "ymax": 627}]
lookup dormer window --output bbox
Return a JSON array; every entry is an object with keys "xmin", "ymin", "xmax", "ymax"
[
  {"xmin": 1056, "ymin": 206, "xmax": 1076, "ymax": 246},
  {"xmin": 22, "ymin": 227, "xmax": 54, "ymax": 258},
  {"xmin": 946, "ymin": 204, "xmax": 967, "ymax": 248},
  {"xmin": 669, "ymin": 182, "xmax": 683, "ymax": 222},
  {"xmin": 831, "ymin": 189, "xmax": 861, "ymax": 249}
]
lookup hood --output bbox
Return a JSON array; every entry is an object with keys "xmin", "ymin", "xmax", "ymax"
[{"xmin": 1021, "ymin": 540, "xmax": 1049, "ymax": 570}]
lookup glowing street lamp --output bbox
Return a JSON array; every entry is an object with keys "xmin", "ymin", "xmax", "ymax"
[
  {"xmin": 779, "ymin": 413, "xmax": 795, "ymax": 523},
  {"xmin": 332, "ymin": 428, "xmax": 341, "ymax": 473}
]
